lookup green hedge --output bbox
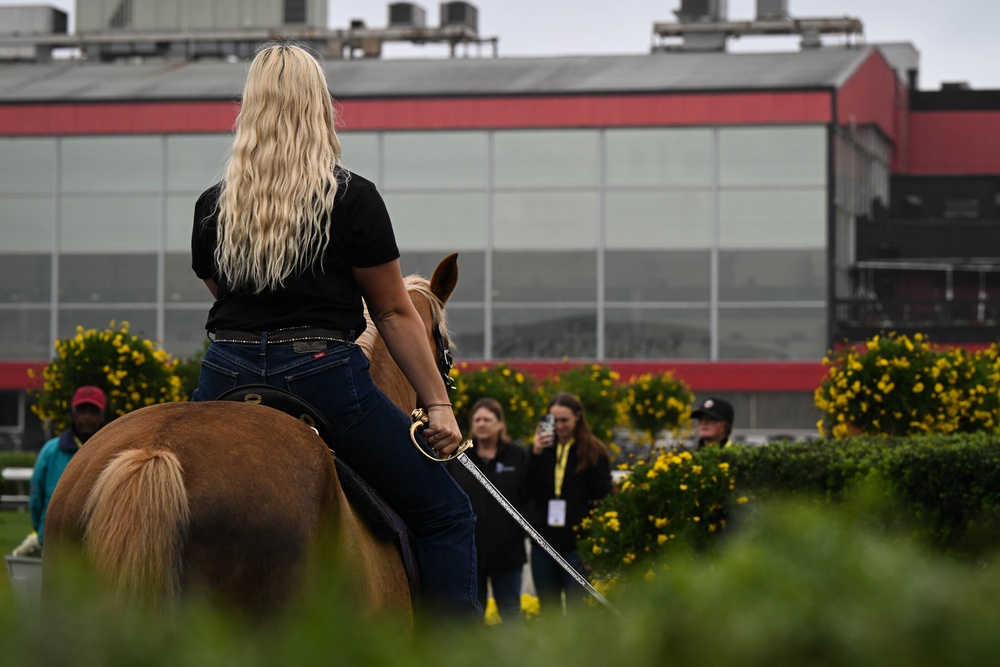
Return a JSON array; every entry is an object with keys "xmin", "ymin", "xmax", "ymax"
[
  {"xmin": 719, "ymin": 434, "xmax": 1000, "ymax": 554},
  {"xmin": 583, "ymin": 434, "xmax": 1000, "ymax": 578}
]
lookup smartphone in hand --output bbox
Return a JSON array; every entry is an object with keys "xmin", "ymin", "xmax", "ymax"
[{"xmin": 538, "ymin": 414, "xmax": 556, "ymax": 446}]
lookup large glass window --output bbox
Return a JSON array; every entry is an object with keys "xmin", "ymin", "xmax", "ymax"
[
  {"xmin": 383, "ymin": 132, "xmax": 487, "ymax": 189},
  {"xmin": 605, "ymin": 250, "xmax": 710, "ymax": 302},
  {"xmin": 493, "ymin": 192, "xmax": 599, "ymax": 250},
  {"xmin": 718, "ymin": 249, "xmax": 826, "ymax": 301},
  {"xmin": 605, "ymin": 191, "xmax": 712, "ymax": 249},
  {"xmin": 61, "ymin": 136, "xmax": 162, "ymax": 193},
  {"xmin": 1, "ymin": 197, "xmax": 54, "ymax": 252},
  {"xmin": 719, "ymin": 189, "xmax": 826, "ymax": 249},
  {"xmin": 59, "ymin": 254, "xmax": 157, "ymax": 303},
  {"xmin": 383, "ymin": 192, "xmax": 487, "ymax": 252},
  {"xmin": 439, "ymin": 306, "xmax": 485, "ymax": 359},
  {"xmin": 605, "ymin": 306, "xmax": 710, "ymax": 359},
  {"xmin": 164, "ymin": 253, "xmax": 214, "ymax": 304},
  {"xmin": 164, "ymin": 307, "xmax": 210, "ymax": 359},
  {"xmin": 167, "ymin": 193, "xmax": 200, "ymax": 253},
  {"xmin": 338, "ymin": 132, "xmax": 379, "ymax": 179},
  {"xmin": 0, "ymin": 122, "xmax": 838, "ymax": 367},
  {"xmin": 399, "ymin": 250, "xmax": 484, "ymax": 305},
  {"xmin": 0, "ymin": 309, "xmax": 50, "ymax": 359},
  {"xmin": 719, "ymin": 126, "xmax": 826, "ymax": 186},
  {"xmin": 0, "ymin": 138, "xmax": 56, "ymax": 194},
  {"xmin": 492, "ymin": 307, "xmax": 596, "ymax": 359},
  {"xmin": 493, "ymin": 251, "xmax": 596, "ymax": 302},
  {"xmin": 718, "ymin": 306, "xmax": 826, "ymax": 359},
  {"xmin": 494, "ymin": 130, "xmax": 598, "ymax": 188},
  {"xmin": 60, "ymin": 196, "xmax": 161, "ymax": 252},
  {"xmin": 0, "ymin": 255, "xmax": 51, "ymax": 303},
  {"xmin": 605, "ymin": 128, "xmax": 713, "ymax": 187},
  {"xmin": 166, "ymin": 134, "xmax": 232, "ymax": 192},
  {"xmin": 58, "ymin": 308, "xmax": 157, "ymax": 342}
]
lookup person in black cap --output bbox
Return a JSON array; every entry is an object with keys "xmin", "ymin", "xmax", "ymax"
[{"xmin": 690, "ymin": 397, "xmax": 734, "ymax": 449}]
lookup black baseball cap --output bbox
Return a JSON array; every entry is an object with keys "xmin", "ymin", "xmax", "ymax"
[{"xmin": 691, "ymin": 397, "xmax": 734, "ymax": 424}]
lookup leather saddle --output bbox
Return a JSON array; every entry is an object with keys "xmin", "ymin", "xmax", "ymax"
[{"xmin": 215, "ymin": 384, "xmax": 420, "ymax": 598}]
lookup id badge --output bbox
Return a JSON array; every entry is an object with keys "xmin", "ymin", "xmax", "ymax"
[{"xmin": 547, "ymin": 499, "xmax": 567, "ymax": 527}]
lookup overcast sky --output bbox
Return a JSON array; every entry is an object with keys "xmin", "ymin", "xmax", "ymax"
[{"xmin": 3, "ymin": 1, "xmax": 997, "ymax": 90}]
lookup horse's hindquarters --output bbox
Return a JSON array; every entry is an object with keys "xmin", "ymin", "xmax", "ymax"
[{"xmin": 44, "ymin": 401, "xmax": 412, "ymax": 621}]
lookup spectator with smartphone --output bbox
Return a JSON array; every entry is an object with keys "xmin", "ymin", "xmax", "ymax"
[
  {"xmin": 526, "ymin": 392, "xmax": 612, "ymax": 614},
  {"xmin": 446, "ymin": 397, "xmax": 529, "ymax": 624}
]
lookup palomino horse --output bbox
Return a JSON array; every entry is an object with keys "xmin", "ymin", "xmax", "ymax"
[{"xmin": 41, "ymin": 253, "xmax": 461, "ymax": 621}]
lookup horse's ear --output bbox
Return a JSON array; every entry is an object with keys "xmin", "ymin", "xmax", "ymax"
[{"xmin": 430, "ymin": 252, "xmax": 459, "ymax": 305}]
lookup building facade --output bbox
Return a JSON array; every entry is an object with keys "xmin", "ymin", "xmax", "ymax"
[{"xmin": 1, "ymin": 25, "xmax": 998, "ymax": 447}]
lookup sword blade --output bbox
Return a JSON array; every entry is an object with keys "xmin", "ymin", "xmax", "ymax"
[{"xmin": 456, "ymin": 452, "xmax": 626, "ymax": 620}]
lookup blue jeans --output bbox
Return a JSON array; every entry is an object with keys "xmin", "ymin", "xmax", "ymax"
[
  {"xmin": 480, "ymin": 566, "xmax": 523, "ymax": 622},
  {"xmin": 193, "ymin": 337, "xmax": 480, "ymax": 617},
  {"xmin": 530, "ymin": 545, "xmax": 584, "ymax": 613}
]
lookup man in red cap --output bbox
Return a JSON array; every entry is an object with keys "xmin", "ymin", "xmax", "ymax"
[{"xmin": 28, "ymin": 385, "xmax": 107, "ymax": 548}]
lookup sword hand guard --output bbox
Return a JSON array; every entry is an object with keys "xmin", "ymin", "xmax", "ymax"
[{"xmin": 409, "ymin": 408, "xmax": 472, "ymax": 463}]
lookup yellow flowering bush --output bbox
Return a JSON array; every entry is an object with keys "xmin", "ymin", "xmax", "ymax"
[
  {"xmin": 451, "ymin": 362, "xmax": 546, "ymax": 443},
  {"xmin": 30, "ymin": 321, "xmax": 185, "ymax": 432},
  {"xmin": 578, "ymin": 448, "xmax": 741, "ymax": 578},
  {"xmin": 816, "ymin": 332, "xmax": 1000, "ymax": 438},
  {"xmin": 542, "ymin": 363, "xmax": 623, "ymax": 444},
  {"xmin": 619, "ymin": 371, "xmax": 694, "ymax": 443}
]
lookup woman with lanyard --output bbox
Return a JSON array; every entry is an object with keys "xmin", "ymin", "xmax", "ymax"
[{"xmin": 526, "ymin": 392, "xmax": 612, "ymax": 614}]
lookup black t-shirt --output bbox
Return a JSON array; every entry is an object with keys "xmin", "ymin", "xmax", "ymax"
[{"xmin": 191, "ymin": 169, "xmax": 399, "ymax": 335}]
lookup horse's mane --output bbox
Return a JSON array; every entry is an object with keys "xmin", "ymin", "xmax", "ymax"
[{"xmin": 356, "ymin": 274, "xmax": 451, "ymax": 360}]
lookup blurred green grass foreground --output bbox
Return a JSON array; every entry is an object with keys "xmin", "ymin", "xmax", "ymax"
[{"xmin": 3, "ymin": 495, "xmax": 1000, "ymax": 667}]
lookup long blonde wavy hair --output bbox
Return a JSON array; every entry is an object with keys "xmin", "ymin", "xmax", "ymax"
[{"xmin": 215, "ymin": 43, "xmax": 343, "ymax": 293}]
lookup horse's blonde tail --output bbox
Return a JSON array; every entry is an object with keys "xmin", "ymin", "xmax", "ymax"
[{"xmin": 82, "ymin": 448, "xmax": 190, "ymax": 608}]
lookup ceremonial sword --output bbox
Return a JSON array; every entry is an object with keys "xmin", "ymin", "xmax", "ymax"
[{"xmin": 410, "ymin": 409, "xmax": 627, "ymax": 620}]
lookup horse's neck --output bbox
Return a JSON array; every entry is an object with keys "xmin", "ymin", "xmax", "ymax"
[{"xmin": 366, "ymin": 337, "xmax": 418, "ymax": 414}]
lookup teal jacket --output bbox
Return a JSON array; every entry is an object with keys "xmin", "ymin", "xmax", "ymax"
[{"xmin": 29, "ymin": 430, "xmax": 80, "ymax": 545}]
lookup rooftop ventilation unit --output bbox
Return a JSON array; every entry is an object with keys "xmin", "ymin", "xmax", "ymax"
[
  {"xmin": 440, "ymin": 1, "xmax": 478, "ymax": 32},
  {"xmin": 756, "ymin": 0, "xmax": 788, "ymax": 21},
  {"xmin": 388, "ymin": 2, "xmax": 426, "ymax": 28},
  {"xmin": 675, "ymin": 0, "xmax": 727, "ymax": 23}
]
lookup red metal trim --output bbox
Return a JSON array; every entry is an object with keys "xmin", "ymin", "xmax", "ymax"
[
  {"xmin": 337, "ymin": 91, "xmax": 833, "ymax": 131},
  {"xmin": 0, "ymin": 101, "xmax": 239, "ymax": 136},
  {"xmin": 0, "ymin": 362, "xmax": 46, "ymax": 391},
  {"xmin": 0, "ymin": 91, "xmax": 832, "ymax": 136}
]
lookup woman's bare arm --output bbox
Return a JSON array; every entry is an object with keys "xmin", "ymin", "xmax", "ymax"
[{"xmin": 354, "ymin": 260, "xmax": 462, "ymax": 454}]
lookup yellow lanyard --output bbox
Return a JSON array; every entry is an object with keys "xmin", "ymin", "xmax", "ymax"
[{"xmin": 554, "ymin": 439, "xmax": 574, "ymax": 497}]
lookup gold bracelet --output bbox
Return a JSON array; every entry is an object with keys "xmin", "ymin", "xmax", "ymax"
[{"xmin": 427, "ymin": 402, "xmax": 452, "ymax": 408}]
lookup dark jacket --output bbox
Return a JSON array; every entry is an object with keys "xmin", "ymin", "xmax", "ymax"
[
  {"xmin": 525, "ymin": 442, "xmax": 612, "ymax": 553},
  {"xmin": 447, "ymin": 439, "xmax": 529, "ymax": 571}
]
